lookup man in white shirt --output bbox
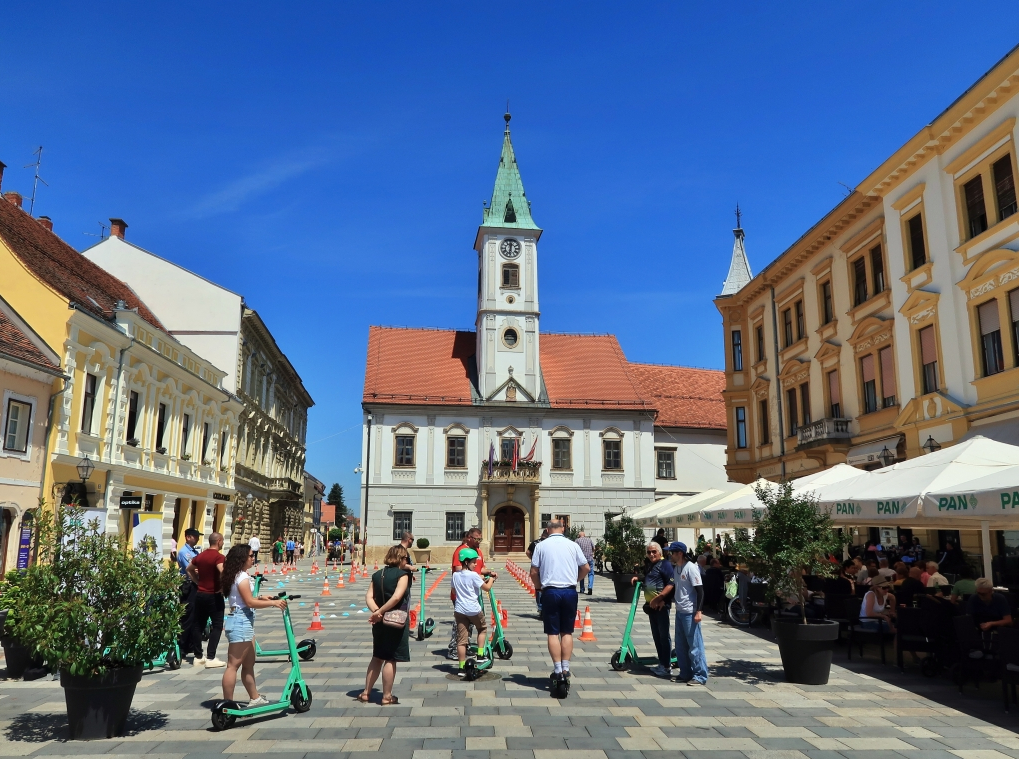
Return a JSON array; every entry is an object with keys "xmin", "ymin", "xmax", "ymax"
[
  {"xmin": 926, "ymin": 561, "xmax": 950, "ymax": 588},
  {"xmin": 529, "ymin": 520, "xmax": 589, "ymax": 687},
  {"xmin": 248, "ymin": 535, "xmax": 261, "ymax": 565},
  {"xmin": 669, "ymin": 541, "xmax": 708, "ymax": 686},
  {"xmin": 877, "ymin": 558, "xmax": 896, "ymax": 580}
]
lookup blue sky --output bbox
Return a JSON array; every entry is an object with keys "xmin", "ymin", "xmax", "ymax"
[{"xmin": 2, "ymin": 4, "xmax": 1017, "ymax": 513}]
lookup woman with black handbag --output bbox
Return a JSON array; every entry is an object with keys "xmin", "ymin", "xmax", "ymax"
[{"xmin": 358, "ymin": 544, "xmax": 412, "ymax": 705}]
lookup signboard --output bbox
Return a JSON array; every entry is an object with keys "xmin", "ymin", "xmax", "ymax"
[
  {"xmin": 119, "ymin": 494, "xmax": 143, "ymax": 510},
  {"xmin": 15, "ymin": 526, "xmax": 32, "ymax": 570},
  {"xmin": 826, "ymin": 497, "xmax": 921, "ymax": 522},
  {"xmin": 132, "ymin": 512, "xmax": 163, "ymax": 558},
  {"xmin": 213, "ymin": 493, "xmax": 232, "ymax": 502},
  {"xmin": 62, "ymin": 508, "xmax": 108, "ymax": 547}
]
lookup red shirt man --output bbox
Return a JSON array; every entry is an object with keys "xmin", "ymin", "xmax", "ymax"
[
  {"xmin": 190, "ymin": 544, "xmax": 224, "ymax": 593},
  {"xmin": 451, "ymin": 529, "xmax": 485, "ymax": 600}
]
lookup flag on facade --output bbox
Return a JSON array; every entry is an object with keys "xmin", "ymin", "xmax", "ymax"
[
  {"xmin": 520, "ymin": 436, "xmax": 537, "ymax": 462},
  {"xmin": 487, "ymin": 442, "xmax": 495, "ymax": 477},
  {"xmin": 512, "ymin": 438, "xmax": 519, "ymax": 472}
]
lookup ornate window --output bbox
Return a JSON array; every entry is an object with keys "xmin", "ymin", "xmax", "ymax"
[
  {"xmin": 601, "ymin": 428, "xmax": 623, "ymax": 470},
  {"xmin": 918, "ymin": 325, "xmax": 940, "ymax": 394},
  {"xmin": 81, "ymin": 372, "xmax": 97, "ymax": 434},
  {"xmin": 550, "ymin": 426, "xmax": 572, "ymax": 470},
  {"xmin": 393, "ymin": 422, "xmax": 418, "ymax": 467},
  {"xmin": 731, "ymin": 330, "xmax": 743, "ymax": 371},
  {"xmin": 735, "ymin": 407, "xmax": 747, "ymax": 449}
]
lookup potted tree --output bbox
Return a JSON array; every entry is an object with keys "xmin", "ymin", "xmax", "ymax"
[
  {"xmin": 729, "ymin": 482, "xmax": 846, "ymax": 684},
  {"xmin": 0, "ymin": 569, "xmax": 43, "ymax": 679},
  {"xmin": 603, "ymin": 515, "xmax": 647, "ymax": 603},
  {"xmin": 413, "ymin": 538, "xmax": 431, "ymax": 564},
  {"xmin": 9, "ymin": 504, "xmax": 181, "ymax": 739}
]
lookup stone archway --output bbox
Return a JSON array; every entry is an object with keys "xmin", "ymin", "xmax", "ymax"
[{"xmin": 491, "ymin": 503, "xmax": 527, "ymax": 554}]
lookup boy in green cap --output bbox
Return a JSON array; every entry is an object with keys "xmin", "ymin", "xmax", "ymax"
[{"xmin": 451, "ymin": 548, "xmax": 497, "ymax": 676}]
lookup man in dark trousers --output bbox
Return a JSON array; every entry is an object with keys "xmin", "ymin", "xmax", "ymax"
[
  {"xmin": 176, "ymin": 528, "xmax": 202, "ymax": 664},
  {"xmin": 187, "ymin": 531, "xmax": 226, "ymax": 668}
]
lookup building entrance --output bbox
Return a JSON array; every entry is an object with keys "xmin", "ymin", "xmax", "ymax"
[{"xmin": 493, "ymin": 505, "xmax": 525, "ymax": 554}]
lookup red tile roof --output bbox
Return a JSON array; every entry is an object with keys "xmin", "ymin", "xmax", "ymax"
[
  {"xmin": 0, "ymin": 308, "xmax": 59, "ymax": 373},
  {"xmin": 0, "ymin": 199, "xmax": 165, "ymax": 330},
  {"xmin": 362, "ymin": 326, "xmax": 725, "ymax": 428},
  {"xmin": 627, "ymin": 362, "xmax": 726, "ymax": 429}
]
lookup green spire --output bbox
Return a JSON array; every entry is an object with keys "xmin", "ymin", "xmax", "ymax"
[{"xmin": 482, "ymin": 111, "xmax": 540, "ymax": 231}]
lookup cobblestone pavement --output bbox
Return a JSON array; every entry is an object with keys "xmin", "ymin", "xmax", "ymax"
[{"xmin": 2, "ymin": 558, "xmax": 1019, "ymax": 758}]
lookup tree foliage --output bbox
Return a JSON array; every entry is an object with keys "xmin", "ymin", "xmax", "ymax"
[
  {"xmin": 729, "ymin": 481, "xmax": 847, "ymax": 624},
  {"xmin": 602, "ymin": 515, "xmax": 647, "ymax": 574},
  {"xmin": 327, "ymin": 527, "xmax": 343, "ymax": 541},
  {"xmin": 327, "ymin": 483, "xmax": 346, "ymax": 517},
  {"xmin": 7, "ymin": 503, "xmax": 182, "ymax": 677}
]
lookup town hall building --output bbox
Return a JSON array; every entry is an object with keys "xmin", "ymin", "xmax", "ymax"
[{"xmin": 361, "ymin": 113, "xmax": 728, "ymax": 562}]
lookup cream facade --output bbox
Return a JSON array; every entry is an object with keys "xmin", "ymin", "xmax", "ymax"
[{"xmin": 715, "ymin": 47, "xmax": 1019, "ymax": 484}]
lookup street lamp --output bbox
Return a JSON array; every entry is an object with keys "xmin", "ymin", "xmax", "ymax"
[
  {"xmin": 362, "ymin": 413, "xmax": 372, "ymax": 566},
  {"xmin": 76, "ymin": 455, "xmax": 94, "ymax": 484},
  {"xmin": 922, "ymin": 435, "xmax": 942, "ymax": 454},
  {"xmin": 245, "ymin": 492, "xmax": 254, "ymax": 508},
  {"xmin": 878, "ymin": 446, "xmax": 895, "ymax": 468}
]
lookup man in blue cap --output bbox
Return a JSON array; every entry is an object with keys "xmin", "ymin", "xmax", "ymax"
[{"xmin": 668, "ymin": 541, "xmax": 708, "ymax": 685}]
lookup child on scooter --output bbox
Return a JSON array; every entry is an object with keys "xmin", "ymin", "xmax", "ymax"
[{"xmin": 450, "ymin": 548, "xmax": 496, "ymax": 677}]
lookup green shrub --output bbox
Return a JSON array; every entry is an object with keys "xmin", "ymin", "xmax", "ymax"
[
  {"xmin": 328, "ymin": 527, "xmax": 343, "ymax": 541},
  {"xmin": 416, "ymin": 538, "xmax": 429, "ymax": 549},
  {"xmin": 602, "ymin": 515, "xmax": 646, "ymax": 574}
]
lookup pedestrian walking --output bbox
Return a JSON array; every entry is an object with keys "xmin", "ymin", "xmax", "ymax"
[
  {"xmin": 399, "ymin": 531, "xmax": 415, "ymax": 566},
  {"xmin": 176, "ymin": 528, "xmax": 202, "ymax": 663},
  {"xmin": 298, "ymin": 540, "xmax": 305, "ymax": 560},
  {"xmin": 667, "ymin": 542, "xmax": 708, "ymax": 685},
  {"xmin": 248, "ymin": 534, "xmax": 260, "ymax": 565},
  {"xmin": 447, "ymin": 528, "xmax": 485, "ymax": 658},
  {"xmin": 286, "ymin": 537, "xmax": 296, "ymax": 565},
  {"xmin": 631, "ymin": 542, "xmax": 674, "ymax": 677},
  {"xmin": 529, "ymin": 520, "xmax": 589, "ymax": 690},
  {"xmin": 187, "ymin": 532, "xmax": 227, "ymax": 668},
  {"xmin": 273, "ymin": 536, "xmax": 284, "ymax": 565},
  {"xmin": 575, "ymin": 530, "xmax": 595, "ymax": 596},
  {"xmin": 359, "ymin": 544, "xmax": 412, "ymax": 705},
  {"xmin": 220, "ymin": 544, "xmax": 287, "ymax": 707}
]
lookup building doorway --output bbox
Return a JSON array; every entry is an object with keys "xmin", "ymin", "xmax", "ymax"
[{"xmin": 492, "ymin": 505, "xmax": 525, "ymax": 554}]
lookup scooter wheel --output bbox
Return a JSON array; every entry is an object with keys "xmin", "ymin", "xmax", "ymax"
[
  {"xmin": 610, "ymin": 651, "xmax": 628, "ymax": 671},
  {"xmin": 166, "ymin": 650, "xmax": 181, "ymax": 670},
  {"xmin": 424, "ymin": 618, "xmax": 434, "ymax": 637},
  {"xmin": 291, "ymin": 685, "xmax": 313, "ymax": 713},
  {"xmin": 496, "ymin": 642, "xmax": 513, "ymax": 660},
  {"xmin": 211, "ymin": 711, "xmax": 236, "ymax": 731},
  {"xmin": 298, "ymin": 641, "xmax": 317, "ymax": 661},
  {"xmin": 463, "ymin": 661, "xmax": 477, "ymax": 681}
]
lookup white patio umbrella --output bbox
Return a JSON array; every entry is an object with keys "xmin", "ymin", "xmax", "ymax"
[
  {"xmin": 641, "ymin": 484, "xmax": 744, "ymax": 530},
  {"xmin": 615, "ymin": 493, "xmax": 690, "ymax": 524}
]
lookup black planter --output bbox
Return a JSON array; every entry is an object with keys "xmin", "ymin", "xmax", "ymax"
[
  {"xmin": 61, "ymin": 665, "xmax": 143, "ymax": 740},
  {"xmin": 611, "ymin": 573, "xmax": 638, "ymax": 603},
  {"xmin": 771, "ymin": 618, "xmax": 839, "ymax": 685},
  {"xmin": 1, "ymin": 637, "xmax": 33, "ymax": 678}
]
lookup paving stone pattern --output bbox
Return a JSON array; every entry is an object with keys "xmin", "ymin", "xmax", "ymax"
[{"xmin": 2, "ymin": 558, "xmax": 1018, "ymax": 758}]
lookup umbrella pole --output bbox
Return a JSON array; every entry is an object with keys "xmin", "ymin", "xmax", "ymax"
[{"xmin": 981, "ymin": 520, "xmax": 993, "ymax": 583}]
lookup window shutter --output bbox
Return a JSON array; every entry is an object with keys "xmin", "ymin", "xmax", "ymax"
[
  {"xmin": 879, "ymin": 346, "xmax": 896, "ymax": 398},
  {"xmin": 827, "ymin": 370, "xmax": 840, "ymax": 405},
  {"xmin": 861, "ymin": 354, "xmax": 875, "ymax": 383},
  {"xmin": 1011, "ymin": 289, "xmax": 1019, "ymax": 323},
  {"xmin": 978, "ymin": 299, "xmax": 1000, "ymax": 335},
  {"xmin": 919, "ymin": 326, "xmax": 937, "ymax": 365}
]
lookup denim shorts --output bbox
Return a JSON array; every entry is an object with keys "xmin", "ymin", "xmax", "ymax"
[{"xmin": 224, "ymin": 607, "xmax": 255, "ymax": 643}]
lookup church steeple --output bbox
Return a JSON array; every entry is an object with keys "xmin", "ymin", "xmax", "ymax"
[
  {"xmin": 720, "ymin": 205, "xmax": 753, "ymax": 296},
  {"xmin": 482, "ymin": 111, "xmax": 540, "ymax": 232}
]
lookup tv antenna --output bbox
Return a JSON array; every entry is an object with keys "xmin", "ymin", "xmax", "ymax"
[
  {"xmin": 24, "ymin": 146, "xmax": 48, "ymax": 216},
  {"xmin": 83, "ymin": 221, "xmax": 109, "ymax": 240}
]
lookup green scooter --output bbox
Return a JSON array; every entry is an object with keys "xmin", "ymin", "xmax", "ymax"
[
  {"xmin": 146, "ymin": 640, "xmax": 181, "ymax": 671},
  {"xmin": 210, "ymin": 592, "xmax": 312, "ymax": 730},
  {"xmin": 461, "ymin": 586, "xmax": 513, "ymax": 681},
  {"xmin": 415, "ymin": 566, "xmax": 435, "ymax": 641},
  {"xmin": 609, "ymin": 581, "xmax": 677, "ymax": 671},
  {"xmin": 251, "ymin": 574, "xmax": 317, "ymax": 661}
]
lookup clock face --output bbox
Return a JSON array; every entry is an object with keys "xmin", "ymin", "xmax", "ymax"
[{"xmin": 499, "ymin": 238, "xmax": 521, "ymax": 259}]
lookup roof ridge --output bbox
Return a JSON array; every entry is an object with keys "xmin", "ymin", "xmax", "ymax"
[{"xmin": 628, "ymin": 361, "xmax": 725, "ymax": 374}]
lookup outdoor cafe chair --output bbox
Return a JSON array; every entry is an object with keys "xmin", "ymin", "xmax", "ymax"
[
  {"xmin": 953, "ymin": 614, "xmax": 997, "ymax": 693},
  {"xmin": 845, "ymin": 596, "xmax": 894, "ymax": 665},
  {"xmin": 998, "ymin": 627, "xmax": 1019, "ymax": 712},
  {"xmin": 896, "ymin": 606, "xmax": 937, "ymax": 674}
]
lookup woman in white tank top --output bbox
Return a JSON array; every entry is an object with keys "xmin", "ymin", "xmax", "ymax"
[{"xmin": 861, "ymin": 584, "xmax": 896, "ymax": 633}]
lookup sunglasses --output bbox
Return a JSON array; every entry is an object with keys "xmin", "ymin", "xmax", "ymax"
[{"xmin": 646, "ymin": 550, "xmax": 659, "ymax": 555}]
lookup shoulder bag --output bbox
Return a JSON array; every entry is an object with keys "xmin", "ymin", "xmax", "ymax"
[{"xmin": 374, "ymin": 568, "xmax": 409, "ymax": 628}]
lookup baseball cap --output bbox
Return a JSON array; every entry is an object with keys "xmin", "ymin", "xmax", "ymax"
[
  {"xmin": 667, "ymin": 541, "xmax": 688, "ymax": 554},
  {"xmin": 184, "ymin": 528, "xmax": 203, "ymax": 538},
  {"xmin": 458, "ymin": 547, "xmax": 479, "ymax": 562}
]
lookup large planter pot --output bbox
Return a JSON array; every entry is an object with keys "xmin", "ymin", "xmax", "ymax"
[
  {"xmin": 771, "ymin": 618, "xmax": 839, "ymax": 685},
  {"xmin": 412, "ymin": 549, "xmax": 431, "ymax": 565},
  {"xmin": 611, "ymin": 573, "xmax": 638, "ymax": 603},
  {"xmin": 60, "ymin": 665, "xmax": 143, "ymax": 740},
  {"xmin": 1, "ymin": 637, "xmax": 33, "ymax": 679}
]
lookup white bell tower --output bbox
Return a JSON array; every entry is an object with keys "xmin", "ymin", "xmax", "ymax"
[{"xmin": 474, "ymin": 111, "xmax": 542, "ymax": 403}]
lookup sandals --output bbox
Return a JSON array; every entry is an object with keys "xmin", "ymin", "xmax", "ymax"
[
  {"xmin": 356, "ymin": 692, "xmax": 371, "ymax": 703},
  {"xmin": 381, "ymin": 696, "xmax": 399, "ymax": 705}
]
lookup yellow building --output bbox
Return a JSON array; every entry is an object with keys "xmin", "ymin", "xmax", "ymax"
[
  {"xmin": 0, "ymin": 188, "xmax": 242, "ymax": 555},
  {"xmin": 714, "ymin": 45, "xmax": 1019, "ymax": 555}
]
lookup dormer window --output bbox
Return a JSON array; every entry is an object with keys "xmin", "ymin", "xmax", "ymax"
[{"xmin": 504, "ymin": 199, "xmax": 516, "ymax": 223}]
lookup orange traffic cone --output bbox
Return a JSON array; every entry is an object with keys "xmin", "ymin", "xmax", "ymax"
[
  {"xmin": 374, "ymin": 559, "xmax": 379, "ymax": 571},
  {"xmin": 573, "ymin": 608, "xmax": 582, "ymax": 630},
  {"xmin": 307, "ymin": 602, "xmax": 325, "ymax": 631},
  {"xmin": 349, "ymin": 568, "xmax": 356, "ymax": 584},
  {"xmin": 501, "ymin": 607, "xmax": 509, "ymax": 628},
  {"xmin": 321, "ymin": 576, "xmax": 332, "ymax": 596},
  {"xmin": 336, "ymin": 572, "xmax": 345, "ymax": 589},
  {"xmin": 579, "ymin": 606, "xmax": 597, "ymax": 641}
]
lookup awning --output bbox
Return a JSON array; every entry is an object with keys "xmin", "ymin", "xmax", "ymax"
[
  {"xmin": 847, "ymin": 436, "xmax": 901, "ymax": 466},
  {"xmin": 962, "ymin": 417, "xmax": 1019, "ymax": 447}
]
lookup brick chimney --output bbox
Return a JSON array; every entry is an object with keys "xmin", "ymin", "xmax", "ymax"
[
  {"xmin": 37, "ymin": 216, "xmax": 53, "ymax": 231},
  {"xmin": 4, "ymin": 191, "xmax": 23, "ymax": 209},
  {"xmin": 109, "ymin": 218, "xmax": 127, "ymax": 239},
  {"xmin": 0, "ymin": 161, "xmax": 6, "ymax": 192}
]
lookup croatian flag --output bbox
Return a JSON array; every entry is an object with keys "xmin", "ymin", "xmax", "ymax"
[
  {"xmin": 512, "ymin": 438, "xmax": 519, "ymax": 472},
  {"xmin": 520, "ymin": 436, "xmax": 537, "ymax": 462},
  {"xmin": 487, "ymin": 442, "xmax": 495, "ymax": 477}
]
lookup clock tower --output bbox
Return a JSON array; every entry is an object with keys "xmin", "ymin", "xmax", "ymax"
[{"xmin": 474, "ymin": 112, "xmax": 543, "ymax": 403}]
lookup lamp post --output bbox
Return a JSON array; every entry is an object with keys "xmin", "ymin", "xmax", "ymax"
[
  {"xmin": 922, "ymin": 435, "xmax": 942, "ymax": 455},
  {"xmin": 362, "ymin": 412, "xmax": 372, "ymax": 565}
]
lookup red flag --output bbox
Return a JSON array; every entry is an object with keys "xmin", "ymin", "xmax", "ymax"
[
  {"xmin": 520, "ymin": 436, "xmax": 537, "ymax": 462},
  {"xmin": 512, "ymin": 438, "xmax": 519, "ymax": 472}
]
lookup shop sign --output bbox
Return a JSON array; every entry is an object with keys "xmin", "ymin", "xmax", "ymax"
[
  {"xmin": 16, "ymin": 526, "xmax": 32, "ymax": 569},
  {"xmin": 213, "ymin": 492, "xmax": 231, "ymax": 502},
  {"xmin": 120, "ymin": 494, "xmax": 143, "ymax": 509}
]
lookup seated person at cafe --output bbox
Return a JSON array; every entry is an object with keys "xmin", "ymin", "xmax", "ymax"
[
  {"xmin": 877, "ymin": 558, "xmax": 896, "ymax": 581},
  {"xmin": 926, "ymin": 561, "xmax": 949, "ymax": 589},
  {"xmin": 894, "ymin": 565, "xmax": 926, "ymax": 608},
  {"xmin": 966, "ymin": 578, "xmax": 1013, "ymax": 631},
  {"xmin": 828, "ymin": 561, "xmax": 854, "ymax": 594},
  {"xmin": 861, "ymin": 584, "xmax": 896, "ymax": 632},
  {"xmin": 851, "ymin": 556, "xmax": 867, "ymax": 584},
  {"xmin": 951, "ymin": 565, "xmax": 976, "ymax": 603}
]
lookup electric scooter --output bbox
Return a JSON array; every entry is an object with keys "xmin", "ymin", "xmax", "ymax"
[
  {"xmin": 147, "ymin": 640, "xmax": 181, "ymax": 671},
  {"xmin": 415, "ymin": 566, "xmax": 435, "ymax": 641},
  {"xmin": 210, "ymin": 592, "xmax": 312, "ymax": 730},
  {"xmin": 609, "ymin": 581, "xmax": 677, "ymax": 671},
  {"xmin": 251, "ymin": 574, "xmax": 317, "ymax": 660},
  {"xmin": 461, "ymin": 586, "xmax": 513, "ymax": 681}
]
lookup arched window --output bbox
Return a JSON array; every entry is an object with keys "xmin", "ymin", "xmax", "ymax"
[
  {"xmin": 600, "ymin": 428, "xmax": 623, "ymax": 471},
  {"xmin": 550, "ymin": 426, "xmax": 572, "ymax": 471}
]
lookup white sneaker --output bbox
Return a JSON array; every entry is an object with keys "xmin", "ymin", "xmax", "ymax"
[
  {"xmin": 192, "ymin": 657, "xmax": 207, "ymax": 668},
  {"xmin": 204, "ymin": 658, "xmax": 226, "ymax": 669},
  {"xmin": 246, "ymin": 695, "xmax": 270, "ymax": 708}
]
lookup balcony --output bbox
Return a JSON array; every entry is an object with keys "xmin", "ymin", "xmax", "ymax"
[
  {"xmin": 797, "ymin": 417, "xmax": 852, "ymax": 448},
  {"xmin": 480, "ymin": 462, "xmax": 542, "ymax": 485}
]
